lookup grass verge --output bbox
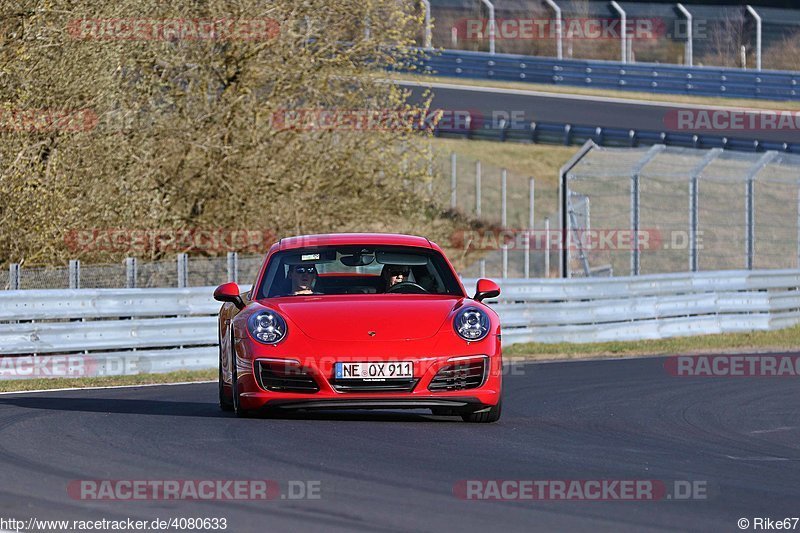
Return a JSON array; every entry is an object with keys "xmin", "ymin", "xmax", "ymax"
[
  {"xmin": 506, "ymin": 324, "xmax": 800, "ymax": 361},
  {"xmin": 392, "ymin": 73, "xmax": 800, "ymax": 111},
  {"xmin": 0, "ymin": 369, "xmax": 216, "ymax": 393}
]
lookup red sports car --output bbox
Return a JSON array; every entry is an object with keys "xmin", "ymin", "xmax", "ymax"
[{"xmin": 214, "ymin": 233, "xmax": 502, "ymax": 422}]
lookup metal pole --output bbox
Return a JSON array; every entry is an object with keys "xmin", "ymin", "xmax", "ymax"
[
  {"xmin": 475, "ymin": 160, "xmax": 482, "ymax": 217},
  {"xmin": 421, "ymin": 0, "xmax": 432, "ymax": 49},
  {"xmin": 8, "ymin": 263, "xmax": 20, "ymax": 290},
  {"xmin": 610, "ymin": 1, "xmax": 627, "ymax": 64},
  {"xmin": 544, "ymin": 0, "xmax": 563, "ymax": 59},
  {"xmin": 544, "ymin": 217, "xmax": 551, "ymax": 278},
  {"xmin": 746, "ymin": 5, "xmax": 762, "ymax": 71},
  {"xmin": 177, "ymin": 253, "xmax": 188, "ymax": 288},
  {"xmin": 479, "ymin": 259, "xmax": 486, "ymax": 278},
  {"xmin": 525, "ymin": 178, "xmax": 534, "ymax": 278},
  {"xmin": 746, "ymin": 178, "xmax": 754, "ymax": 270},
  {"xmin": 480, "ymin": 0, "xmax": 495, "ymax": 54},
  {"xmin": 227, "ymin": 252, "xmax": 239, "ymax": 284},
  {"xmin": 797, "ymin": 180, "xmax": 800, "ymax": 269},
  {"xmin": 125, "ymin": 257, "xmax": 137, "ymax": 288},
  {"xmin": 501, "ymin": 169, "xmax": 508, "ymax": 279},
  {"xmin": 68, "ymin": 259, "xmax": 80, "ymax": 289},
  {"xmin": 559, "ymin": 141, "xmax": 598, "ymax": 278},
  {"xmin": 450, "ymin": 152, "xmax": 457, "ymax": 210},
  {"xmin": 676, "ymin": 3, "xmax": 693, "ymax": 66},
  {"xmin": 687, "ymin": 148, "xmax": 721, "ymax": 272},
  {"xmin": 628, "ymin": 145, "xmax": 666, "ymax": 276}
]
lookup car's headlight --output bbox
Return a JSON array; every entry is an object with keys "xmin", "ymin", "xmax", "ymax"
[
  {"xmin": 247, "ymin": 310, "xmax": 288, "ymax": 344},
  {"xmin": 453, "ymin": 307, "xmax": 490, "ymax": 341}
]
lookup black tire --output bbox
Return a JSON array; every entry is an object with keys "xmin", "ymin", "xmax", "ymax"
[
  {"xmin": 218, "ymin": 344, "xmax": 233, "ymax": 411},
  {"xmin": 461, "ymin": 399, "xmax": 502, "ymax": 423}
]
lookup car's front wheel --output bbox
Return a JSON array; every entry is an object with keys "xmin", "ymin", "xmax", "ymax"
[{"xmin": 462, "ymin": 399, "xmax": 502, "ymax": 423}]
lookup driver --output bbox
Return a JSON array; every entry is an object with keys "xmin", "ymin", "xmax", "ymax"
[
  {"xmin": 381, "ymin": 264, "xmax": 410, "ymax": 292},
  {"xmin": 289, "ymin": 264, "xmax": 319, "ymax": 295}
]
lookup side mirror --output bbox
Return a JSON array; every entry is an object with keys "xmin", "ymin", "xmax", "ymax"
[
  {"xmin": 473, "ymin": 278, "xmax": 500, "ymax": 302},
  {"xmin": 214, "ymin": 282, "xmax": 245, "ymax": 310}
]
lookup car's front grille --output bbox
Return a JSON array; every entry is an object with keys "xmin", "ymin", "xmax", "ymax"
[
  {"xmin": 330, "ymin": 378, "xmax": 419, "ymax": 393},
  {"xmin": 256, "ymin": 360, "xmax": 319, "ymax": 393},
  {"xmin": 428, "ymin": 358, "xmax": 487, "ymax": 392}
]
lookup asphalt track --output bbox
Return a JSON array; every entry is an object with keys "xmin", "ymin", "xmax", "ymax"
[
  {"xmin": 400, "ymin": 80, "xmax": 799, "ymax": 145},
  {"xmin": 1, "ymin": 356, "xmax": 799, "ymax": 532}
]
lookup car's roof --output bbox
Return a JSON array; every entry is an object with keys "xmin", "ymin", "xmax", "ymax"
[{"xmin": 278, "ymin": 233, "xmax": 432, "ymax": 251}]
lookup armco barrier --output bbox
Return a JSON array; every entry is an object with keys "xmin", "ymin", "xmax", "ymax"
[
  {"xmin": 408, "ymin": 49, "xmax": 800, "ymax": 102},
  {"xmin": 1, "ymin": 270, "xmax": 799, "ymax": 378}
]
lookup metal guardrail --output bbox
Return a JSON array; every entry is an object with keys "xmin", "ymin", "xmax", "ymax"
[
  {"xmin": 433, "ymin": 119, "xmax": 800, "ymax": 154},
  {"xmin": 1, "ymin": 270, "xmax": 798, "ymax": 379},
  {"xmin": 410, "ymin": 49, "xmax": 800, "ymax": 102}
]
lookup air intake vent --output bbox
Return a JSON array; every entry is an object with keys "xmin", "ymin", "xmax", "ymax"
[
  {"xmin": 256, "ymin": 360, "xmax": 319, "ymax": 393},
  {"xmin": 428, "ymin": 359, "xmax": 486, "ymax": 392}
]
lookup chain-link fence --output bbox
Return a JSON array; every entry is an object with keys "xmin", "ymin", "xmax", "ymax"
[
  {"xmin": 424, "ymin": 0, "xmax": 800, "ymax": 70},
  {"xmin": 566, "ymin": 143, "xmax": 800, "ymax": 277}
]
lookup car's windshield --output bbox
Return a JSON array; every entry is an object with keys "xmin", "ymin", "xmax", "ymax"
[{"xmin": 257, "ymin": 245, "xmax": 464, "ymax": 298}]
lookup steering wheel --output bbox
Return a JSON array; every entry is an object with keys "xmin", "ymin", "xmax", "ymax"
[{"xmin": 386, "ymin": 281, "xmax": 429, "ymax": 294}]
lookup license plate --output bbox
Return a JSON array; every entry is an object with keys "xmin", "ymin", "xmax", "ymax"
[{"xmin": 335, "ymin": 362, "xmax": 414, "ymax": 379}]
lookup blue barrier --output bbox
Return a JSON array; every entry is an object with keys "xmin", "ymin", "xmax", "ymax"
[
  {"xmin": 407, "ymin": 49, "xmax": 800, "ymax": 102},
  {"xmin": 431, "ymin": 120, "xmax": 800, "ymax": 154}
]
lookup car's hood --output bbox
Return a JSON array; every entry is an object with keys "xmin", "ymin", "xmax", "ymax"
[{"xmin": 262, "ymin": 295, "xmax": 463, "ymax": 342}]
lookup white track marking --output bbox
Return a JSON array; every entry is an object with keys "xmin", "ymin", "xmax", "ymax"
[{"xmin": 0, "ymin": 380, "xmax": 215, "ymax": 396}]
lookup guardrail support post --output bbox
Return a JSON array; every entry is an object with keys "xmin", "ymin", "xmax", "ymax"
[
  {"xmin": 676, "ymin": 3, "xmax": 693, "ymax": 66},
  {"xmin": 8, "ymin": 263, "xmax": 20, "ymax": 290},
  {"xmin": 69, "ymin": 260, "xmax": 80, "ymax": 289},
  {"xmin": 610, "ymin": 1, "xmax": 627, "ymax": 64},
  {"xmin": 544, "ymin": 217, "xmax": 551, "ymax": 278},
  {"xmin": 746, "ymin": 5, "xmax": 762, "ymax": 71},
  {"xmin": 125, "ymin": 257, "xmax": 137, "ymax": 288},
  {"xmin": 525, "ymin": 178, "xmax": 534, "ymax": 278},
  {"xmin": 501, "ymin": 169, "xmax": 508, "ymax": 278},
  {"xmin": 177, "ymin": 253, "xmax": 188, "ymax": 288},
  {"xmin": 227, "ymin": 252, "xmax": 239, "ymax": 284},
  {"xmin": 480, "ymin": 0, "xmax": 496, "ymax": 54},
  {"xmin": 544, "ymin": 0, "xmax": 563, "ymax": 59},
  {"xmin": 450, "ymin": 152, "xmax": 457, "ymax": 210},
  {"xmin": 421, "ymin": 0, "xmax": 432, "ymax": 49},
  {"xmin": 475, "ymin": 161, "xmax": 482, "ymax": 217}
]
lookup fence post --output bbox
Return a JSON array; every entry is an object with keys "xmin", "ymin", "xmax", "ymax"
[
  {"xmin": 544, "ymin": 217, "xmax": 551, "ymax": 278},
  {"xmin": 501, "ymin": 169, "xmax": 508, "ymax": 278},
  {"xmin": 227, "ymin": 252, "xmax": 239, "ymax": 284},
  {"xmin": 177, "ymin": 253, "xmax": 188, "ymax": 288},
  {"xmin": 9, "ymin": 263, "xmax": 20, "ymax": 290},
  {"xmin": 629, "ymin": 145, "xmax": 665, "ymax": 276},
  {"xmin": 525, "ymin": 178, "xmax": 534, "ymax": 278},
  {"xmin": 125, "ymin": 257, "xmax": 137, "ymax": 288},
  {"xmin": 479, "ymin": 259, "xmax": 486, "ymax": 279},
  {"xmin": 475, "ymin": 160, "xmax": 482, "ymax": 217},
  {"xmin": 746, "ymin": 177, "xmax": 755, "ymax": 270},
  {"xmin": 689, "ymin": 176, "xmax": 699, "ymax": 272},
  {"xmin": 450, "ymin": 152, "xmax": 457, "ymax": 210},
  {"xmin": 69, "ymin": 259, "xmax": 80, "ymax": 289}
]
